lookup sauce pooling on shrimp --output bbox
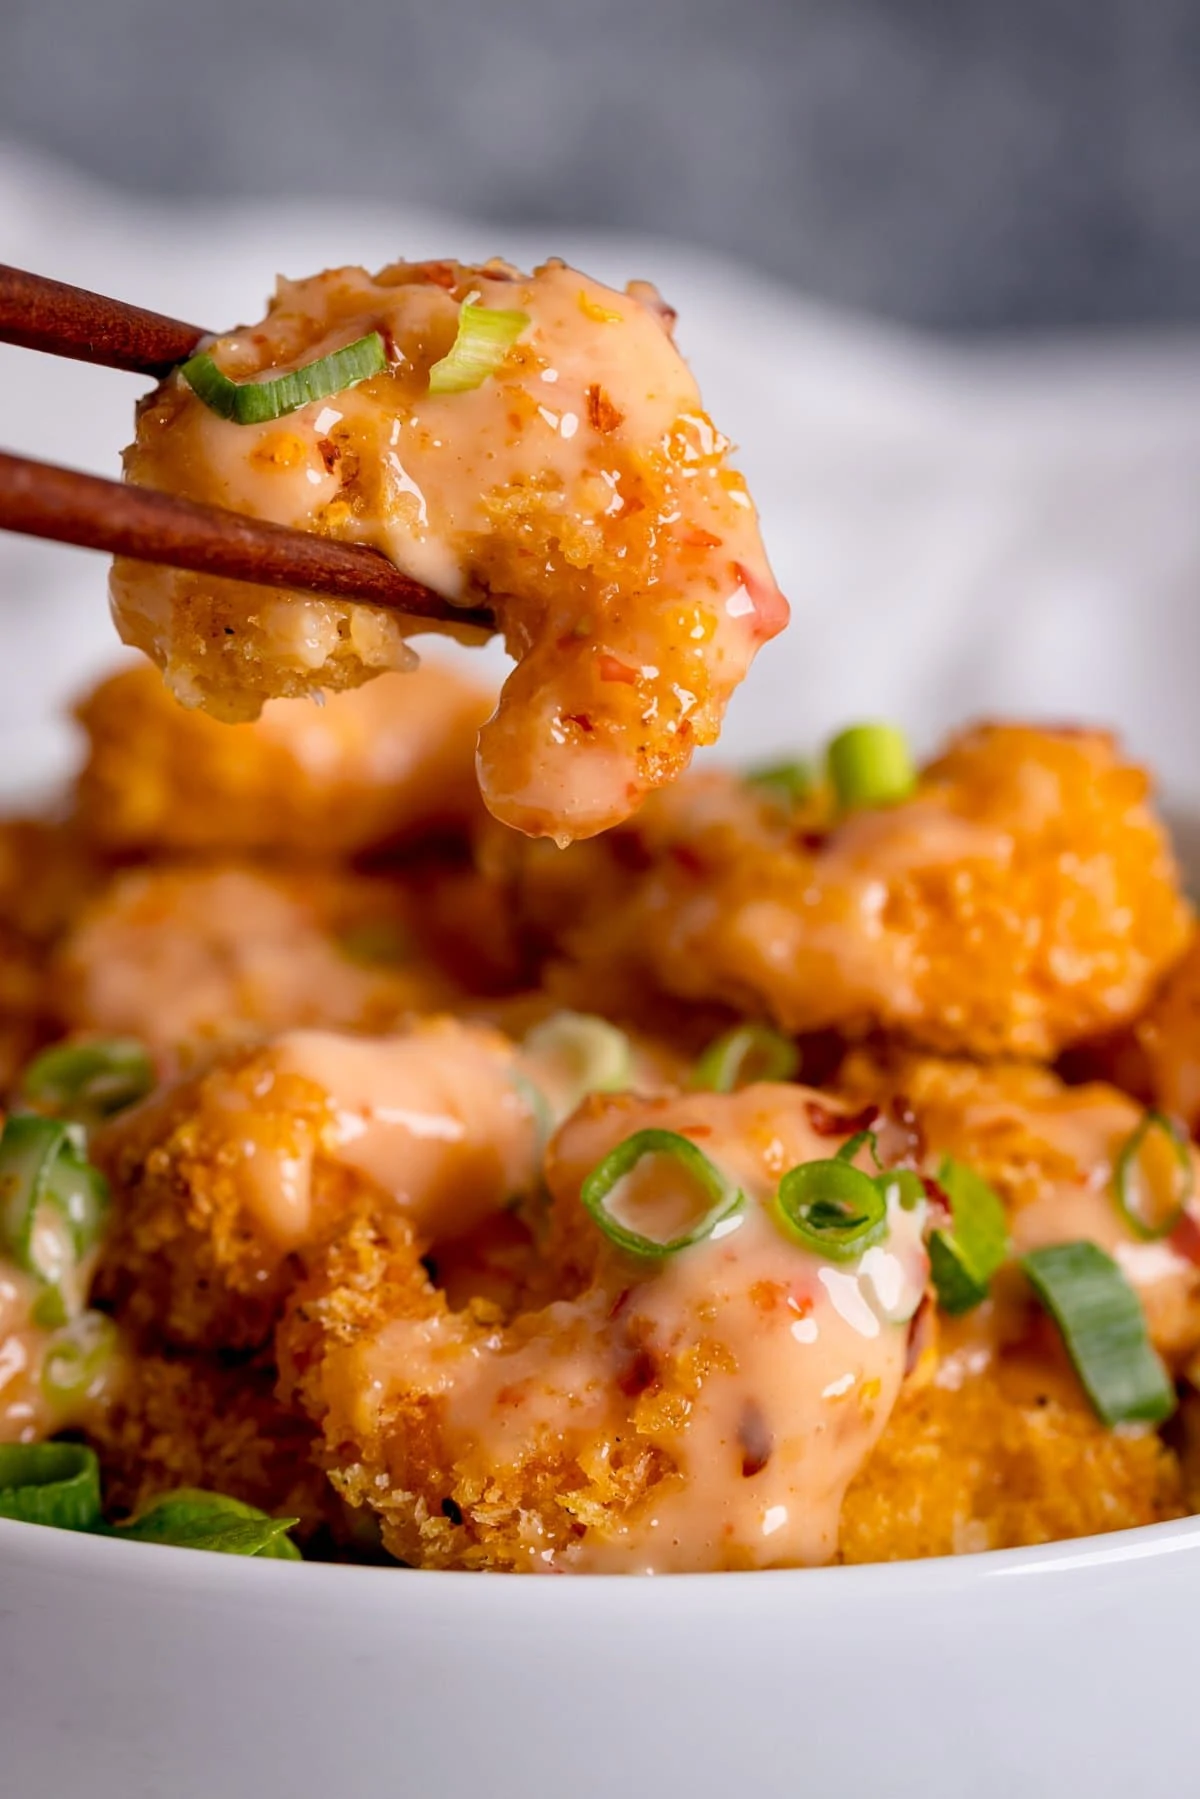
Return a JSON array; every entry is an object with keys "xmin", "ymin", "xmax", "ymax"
[{"xmin": 112, "ymin": 259, "xmax": 787, "ymax": 842}]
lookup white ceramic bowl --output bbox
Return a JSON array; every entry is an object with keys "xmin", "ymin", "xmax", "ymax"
[{"xmin": 4, "ymin": 1509, "xmax": 1200, "ymax": 1797}]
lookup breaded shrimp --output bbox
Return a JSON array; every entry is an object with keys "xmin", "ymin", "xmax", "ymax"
[
  {"xmin": 52, "ymin": 864, "xmax": 457, "ymax": 1053},
  {"xmin": 111, "ymin": 258, "xmax": 787, "ymax": 840},
  {"xmin": 485, "ymin": 724, "xmax": 1189, "ymax": 1059},
  {"xmin": 840, "ymin": 1048, "xmax": 1200, "ymax": 1364},
  {"xmin": 87, "ymin": 1350, "xmax": 337, "ymax": 1538},
  {"xmin": 279, "ymin": 1085, "xmax": 929, "ymax": 1572},
  {"xmin": 92, "ymin": 1019, "xmax": 543, "ymax": 1351},
  {"xmin": 840, "ymin": 1353, "xmax": 1183, "ymax": 1562},
  {"xmin": 72, "ymin": 660, "xmax": 491, "ymax": 859}
]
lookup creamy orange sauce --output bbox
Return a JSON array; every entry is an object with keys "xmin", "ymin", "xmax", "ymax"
[
  {"xmin": 0, "ymin": 1258, "xmax": 122, "ymax": 1443},
  {"xmin": 209, "ymin": 1020, "xmax": 537, "ymax": 1248},
  {"xmin": 112, "ymin": 258, "xmax": 786, "ymax": 841},
  {"xmin": 358, "ymin": 1086, "xmax": 927, "ymax": 1571}
]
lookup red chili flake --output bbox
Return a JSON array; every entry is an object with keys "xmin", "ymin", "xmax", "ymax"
[
  {"xmin": 562, "ymin": 712, "xmax": 595, "ymax": 734},
  {"xmin": 586, "ymin": 384, "xmax": 624, "ymax": 432},
  {"xmin": 415, "ymin": 260, "xmax": 459, "ymax": 290},
  {"xmin": 1169, "ymin": 1211, "xmax": 1200, "ymax": 1267},
  {"xmin": 618, "ymin": 1349, "xmax": 658, "ymax": 1398},
  {"xmin": 669, "ymin": 843, "xmax": 708, "ymax": 877},
  {"xmin": 598, "ymin": 653, "xmax": 639, "ymax": 686},
  {"xmin": 608, "ymin": 1287, "xmax": 632, "ymax": 1320},
  {"xmin": 919, "ymin": 1175, "xmax": 953, "ymax": 1231},
  {"xmin": 738, "ymin": 1400, "xmax": 774, "ymax": 1478},
  {"xmin": 796, "ymin": 831, "xmax": 829, "ymax": 853},
  {"xmin": 680, "ymin": 527, "xmax": 723, "ymax": 549},
  {"xmin": 805, "ymin": 1099, "xmax": 879, "ymax": 1139},
  {"xmin": 316, "ymin": 437, "xmax": 340, "ymax": 473}
]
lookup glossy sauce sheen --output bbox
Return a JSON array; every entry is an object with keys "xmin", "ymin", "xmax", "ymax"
[
  {"xmin": 362, "ymin": 1086, "xmax": 927, "ymax": 1571},
  {"xmin": 113, "ymin": 259, "xmax": 787, "ymax": 841},
  {"xmin": 233, "ymin": 1021, "xmax": 540, "ymax": 1247},
  {"xmin": 0, "ymin": 1257, "xmax": 120, "ymax": 1443}
]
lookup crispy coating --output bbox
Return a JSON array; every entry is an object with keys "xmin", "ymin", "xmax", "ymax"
[
  {"xmin": 110, "ymin": 259, "xmax": 785, "ymax": 840},
  {"xmin": 279, "ymin": 1085, "xmax": 929, "ymax": 1573},
  {"xmin": 88, "ymin": 1350, "xmax": 337, "ymax": 1537},
  {"xmin": 840, "ymin": 1047, "xmax": 1200, "ymax": 1363},
  {"xmin": 92, "ymin": 1019, "xmax": 538, "ymax": 1352},
  {"xmin": 840, "ymin": 1358, "xmax": 1183, "ymax": 1562},
  {"xmin": 73, "ymin": 660, "xmax": 490, "ymax": 859},
  {"xmin": 485, "ymin": 724, "xmax": 1189, "ymax": 1059},
  {"xmin": 52, "ymin": 862, "xmax": 456, "ymax": 1053}
]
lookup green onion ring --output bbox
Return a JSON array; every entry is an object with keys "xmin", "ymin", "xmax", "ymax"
[
  {"xmin": 428, "ymin": 300, "xmax": 530, "ymax": 396},
  {"xmin": 835, "ymin": 1128, "xmax": 881, "ymax": 1169},
  {"xmin": 1112, "ymin": 1110, "xmax": 1194, "ymax": 1241},
  {"xmin": 181, "ymin": 331, "xmax": 387, "ymax": 425},
  {"xmin": 745, "ymin": 758, "xmax": 813, "ymax": 810},
  {"xmin": 41, "ymin": 1311, "xmax": 119, "ymax": 1403},
  {"xmin": 690, "ymin": 1024, "xmax": 798, "ymax": 1094},
  {"xmin": 774, "ymin": 1159, "xmax": 889, "ymax": 1262},
  {"xmin": 522, "ymin": 1012, "xmax": 634, "ymax": 1117},
  {"xmin": 0, "ymin": 1442, "xmax": 103, "ymax": 1530},
  {"xmin": 1021, "ymin": 1241, "xmax": 1176, "ymax": 1427},
  {"xmin": 20, "ymin": 1036, "xmax": 154, "ymax": 1124},
  {"xmin": 580, "ymin": 1128, "xmax": 744, "ymax": 1259},
  {"xmin": 927, "ymin": 1155, "xmax": 1009, "ymax": 1315},
  {"xmin": 827, "ymin": 722, "xmax": 916, "ymax": 813}
]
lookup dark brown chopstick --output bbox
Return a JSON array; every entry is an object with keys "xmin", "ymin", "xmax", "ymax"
[
  {"xmin": 0, "ymin": 264, "xmax": 207, "ymax": 377},
  {"xmin": 0, "ymin": 451, "xmax": 493, "ymax": 631}
]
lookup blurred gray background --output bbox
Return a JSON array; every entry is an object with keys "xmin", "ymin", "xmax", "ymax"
[{"xmin": 3, "ymin": 0, "xmax": 1200, "ymax": 332}]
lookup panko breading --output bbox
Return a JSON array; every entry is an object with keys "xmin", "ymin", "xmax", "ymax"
[
  {"xmin": 73, "ymin": 660, "xmax": 490, "ymax": 859},
  {"xmin": 51, "ymin": 863, "xmax": 457, "ymax": 1054},
  {"xmin": 840, "ymin": 1358, "xmax": 1183, "ymax": 1563},
  {"xmin": 279, "ymin": 1086, "xmax": 929, "ymax": 1573},
  {"xmin": 110, "ymin": 259, "xmax": 786, "ymax": 841},
  {"xmin": 91, "ymin": 1019, "xmax": 541, "ymax": 1352},
  {"xmin": 841, "ymin": 1048, "xmax": 1200, "ymax": 1364},
  {"xmin": 485, "ymin": 724, "xmax": 1189, "ymax": 1059},
  {"xmin": 88, "ymin": 1351, "xmax": 335, "ymax": 1536}
]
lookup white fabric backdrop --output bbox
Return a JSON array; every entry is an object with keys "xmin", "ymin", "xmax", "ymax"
[{"xmin": 4, "ymin": 144, "xmax": 1200, "ymax": 805}]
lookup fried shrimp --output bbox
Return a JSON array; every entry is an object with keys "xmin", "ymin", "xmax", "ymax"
[
  {"xmin": 92, "ymin": 1018, "xmax": 543, "ymax": 1352},
  {"xmin": 111, "ymin": 258, "xmax": 787, "ymax": 840},
  {"xmin": 487, "ymin": 723, "xmax": 1189, "ymax": 1059},
  {"xmin": 52, "ymin": 863, "xmax": 457, "ymax": 1053},
  {"xmin": 1068, "ymin": 927, "xmax": 1200, "ymax": 1139},
  {"xmin": 840, "ymin": 1354, "xmax": 1184, "ymax": 1562},
  {"xmin": 841, "ymin": 1049, "xmax": 1200, "ymax": 1363},
  {"xmin": 72, "ymin": 660, "xmax": 491, "ymax": 858},
  {"xmin": 279, "ymin": 1085, "xmax": 929, "ymax": 1573}
]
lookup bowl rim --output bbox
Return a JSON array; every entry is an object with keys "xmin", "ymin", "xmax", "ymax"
[{"xmin": 4, "ymin": 1508, "xmax": 1200, "ymax": 1604}]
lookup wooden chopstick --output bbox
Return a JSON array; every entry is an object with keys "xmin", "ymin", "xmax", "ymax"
[
  {"xmin": 0, "ymin": 264, "xmax": 207, "ymax": 377},
  {"xmin": 0, "ymin": 451, "xmax": 493, "ymax": 631}
]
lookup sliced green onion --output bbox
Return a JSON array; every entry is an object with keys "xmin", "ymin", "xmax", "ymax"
[
  {"xmin": 1112, "ymin": 1110, "xmax": 1193, "ymax": 1241},
  {"xmin": 0, "ymin": 1442, "xmax": 102, "ymax": 1530},
  {"xmin": 181, "ymin": 331, "xmax": 387, "ymax": 425},
  {"xmin": 428, "ymin": 300, "xmax": 529, "ymax": 395},
  {"xmin": 877, "ymin": 1168, "xmax": 927, "ymax": 1212},
  {"xmin": 835, "ymin": 1128, "xmax": 881, "ymax": 1170},
  {"xmin": 112, "ymin": 1489, "xmax": 301, "ymax": 1558},
  {"xmin": 0, "ymin": 1114, "xmax": 109, "ymax": 1287},
  {"xmin": 42, "ymin": 1311, "xmax": 119, "ymax": 1403},
  {"xmin": 927, "ymin": 1155, "xmax": 1009, "ymax": 1315},
  {"xmin": 1021, "ymin": 1241, "xmax": 1176, "ymax": 1427},
  {"xmin": 775, "ymin": 1159, "xmax": 889, "ymax": 1262},
  {"xmin": 827, "ymin": 722, "xmax": 916, "ymax": 813},
  {"xmin": 690, "ymin": 1025, "xmax": 798, "ymax": 1094},
  {"xmin": 20, "ymin": 1037, "xmax": 154, "ymax": 1125},
  {"xmin": 745, "ymin": 758, "xmax": 813, "ymax": 810},
  {"xmin": 522, "ymin": 1012, "xmax": 634, "ymax": 1117},
  {"xmin": 581, "ymin": 1128, "xmax": 743, "ymax": 1259}
]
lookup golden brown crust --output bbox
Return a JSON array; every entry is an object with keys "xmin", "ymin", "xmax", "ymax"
[
  {"xmin": 486, "ymin": 724, "xmax": 1190, "ymax": 1059},
  {"xmin": 72, "ymin": 660, "xmax": 490, "ymax": 859},
  {"xmin": 840, "ymin": 1364, "xmax": 1183, "ymax": 1562}
]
